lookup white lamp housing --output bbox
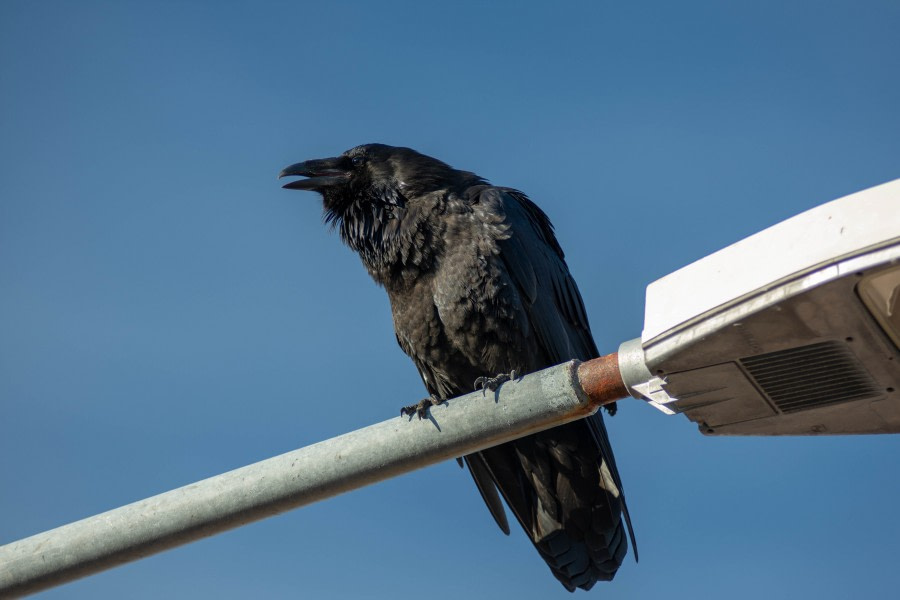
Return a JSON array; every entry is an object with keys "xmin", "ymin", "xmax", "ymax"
[{"xmin": 625, "ymin": 179, "xmax": 900, "ymax": 435}]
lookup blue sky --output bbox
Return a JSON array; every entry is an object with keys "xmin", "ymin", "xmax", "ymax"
[{"xmin": 2, "ymin": 1, "xmax": 899, "ymax": 598}]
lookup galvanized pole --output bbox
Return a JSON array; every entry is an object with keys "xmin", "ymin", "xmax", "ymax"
[{"xmin": 0, "ymin": 354, "xmax": 628, "ymax": 598}]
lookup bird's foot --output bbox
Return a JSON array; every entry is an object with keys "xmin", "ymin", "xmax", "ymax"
[
  {"xmin": 400, "ymin": 396, "xmax": 444, "ymax": 420},
  {"xmin": 474, "ymin": 370, "xmax": 517, "ymax": 396}
]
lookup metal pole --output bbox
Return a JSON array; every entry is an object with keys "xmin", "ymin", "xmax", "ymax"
[{"xmin": 0, "ymin": 354, "xmax": 627, "ymax": 598}]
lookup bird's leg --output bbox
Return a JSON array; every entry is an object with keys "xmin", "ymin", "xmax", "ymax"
[
  {"xmin": 400, "ymin": 395, "xmax": 444, "ymax": 420},
  {"xmin": 474, "ymin": 370, "xmax": 517, "ymax": 396}
]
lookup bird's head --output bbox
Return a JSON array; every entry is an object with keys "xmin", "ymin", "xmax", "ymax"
[
  {"xmin": 279, "ymin": 143, "xmax": 478, "ymax": 226},
  {"xmin": 279, "ymin": 144, "xmax": 485, "ymax": 271}
]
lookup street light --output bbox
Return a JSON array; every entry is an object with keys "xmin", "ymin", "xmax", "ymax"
[{"xmin": 620, "ymin": 178, "xmax": 900, "ymax": 435}]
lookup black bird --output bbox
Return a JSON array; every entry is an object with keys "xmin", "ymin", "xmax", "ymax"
[{"xmin": 280, "ymin": 144, "xmax": 634, "ymax": 591}]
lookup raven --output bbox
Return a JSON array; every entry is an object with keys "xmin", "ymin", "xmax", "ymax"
[{"xmin": 280, "ymin": 144, "xmax": 634, "ymax": 591}]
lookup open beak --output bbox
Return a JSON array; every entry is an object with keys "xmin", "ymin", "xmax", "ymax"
[{"xmin": 278, "ymin": 156, "xmax": 353, "ymax": 191}]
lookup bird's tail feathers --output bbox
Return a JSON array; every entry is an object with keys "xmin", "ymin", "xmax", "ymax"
[{"xmin": 463, "ymin": 454, "xmax": 510, "ymax": 535}]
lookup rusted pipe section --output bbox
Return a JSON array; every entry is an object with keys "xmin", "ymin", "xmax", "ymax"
[{"xmin": 577, "ymin": 352, "xmax": 629, "ymax": 408}]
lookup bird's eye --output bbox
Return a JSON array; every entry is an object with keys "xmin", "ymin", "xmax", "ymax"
[{"xmin": 351, "ymin": 156, "xmax": 365, "ymax": 166}]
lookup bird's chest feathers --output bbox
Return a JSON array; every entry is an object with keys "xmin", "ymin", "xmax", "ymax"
[
  {"xmin": 388, "ymin": 208, "xmax": 524, "ymax": 372},
  {"xmin": 388, "ymin": 277, "xmax": 444, "ymax": 355}
]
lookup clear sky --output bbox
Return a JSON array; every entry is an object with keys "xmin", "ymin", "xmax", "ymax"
[{"xmin": 2, "ymin": 1, "xmax": 899, "ymax": 598}]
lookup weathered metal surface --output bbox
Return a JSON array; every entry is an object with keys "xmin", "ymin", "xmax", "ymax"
[
  {"xmin": 576, "ymin": 352, "xmax": 628, "ymax": 408},
  {"xmin": 0, "ymin": 358, "xmax": 629, "ymax": 597}
]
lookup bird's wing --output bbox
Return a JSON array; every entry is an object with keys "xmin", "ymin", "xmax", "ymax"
[
  {"xmin": 485, "ymin": 187, "xmax": 599, "ymax": 363},
  {"xmin": 469, "ymin": 186, "xmax": 638, "ymax": 569}
]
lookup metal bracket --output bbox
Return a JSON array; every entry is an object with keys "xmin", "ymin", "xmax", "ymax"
[{"xmin": 617, "ymin": 337, "xmax": 677, "ymax": 414}]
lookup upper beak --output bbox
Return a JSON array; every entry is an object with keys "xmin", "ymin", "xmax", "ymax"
[{"xmin": 279, "ymin": 156, "xmax": 353, "ymax": 190}]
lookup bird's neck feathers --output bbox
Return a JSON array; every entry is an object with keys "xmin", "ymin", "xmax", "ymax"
[
  {"xmin": 323, "ymin": 165, "xmax": 485, "ymax": 288},
  {"xmin": 327, "ymin": 186, "xmax": 444, "ymax": 288}
]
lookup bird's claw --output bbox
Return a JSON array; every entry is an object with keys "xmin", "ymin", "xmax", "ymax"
[
  {"xmin": 474, "ymin": 370, "xmax": 517, "ymax": 396},
  {"xmin": 400, "ymin": 397, "xmax": 444, "ymax": 420}
]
